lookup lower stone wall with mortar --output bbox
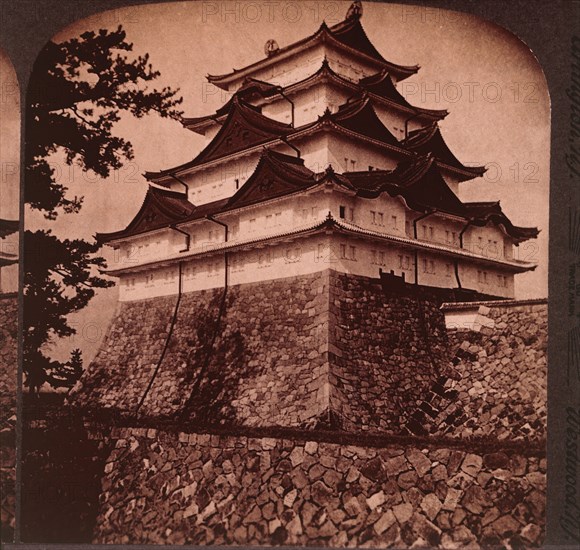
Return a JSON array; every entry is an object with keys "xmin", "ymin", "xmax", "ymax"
[
  {"xmin": 0, "ymin": 293, "xmax": 17, "ymax": 541},
  {"xmin": 428, "ymin": 301, "xmax": 548, "ymax": 442},
  {"xmin": 92, "ymin": 427, "xmax": 545, "ymax": 547}
]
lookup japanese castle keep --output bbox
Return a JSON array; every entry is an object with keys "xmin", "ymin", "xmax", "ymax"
[{"xmin": 69, "ymin": 3, "xmax": 547, "ymax": 547}]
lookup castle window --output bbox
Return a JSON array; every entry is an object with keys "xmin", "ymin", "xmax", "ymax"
[
  {"xmin": 445, "ymin": 263, "xmax": 452, "ymax": 277},
  {"xmin": 350, "ymin": 160, "xmax": 356, "ymax": 170},
  {"xmin": 350, "ymin": 246, "xmax": 357, "ymax": 260},
  {"xmin": 372, "ymin": 250, "xmax": 385, "ymax": 265},
  {"xmin": 258, "ymin": 249, "xmax": 272, "ymax": 266},
  {"xmin": 340, "ymin": 205, "xmax": 346, "ymax": 219},
  {"xmin": 391, "ymin": 215, "xmax": 397, "ymax": 229},
  {"xmin": 399, "ymin": 255, "xmax": 411, "ymax": 270},
  {"xmin": 285, "ymin": 247, "xmax": 301, "ymax": 263},
  {"xmin": 423, "ymin": 259, "xmax": 435, "ymax": 274},
  {"xmin": 235, "ymin": 178, "xmax": 239, "ymax": 190},
  {"xmin": 340, "ymin": 244, "xmax": 347, "ymax": 258},
  {"xmin": 405, "ymin": 221, "xmax": 410, "ymax": 236}
]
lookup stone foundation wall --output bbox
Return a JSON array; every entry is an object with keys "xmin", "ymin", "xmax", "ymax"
[
  {"xmin": 138, "ymin": 271, "xmax": 332, "ymax": 427},
  {"xmin": 0, "ymin": 294, "xmax": 18, "ymax": 542},
  {"xmin": 71, "ymin": 271, "xmax": 450, "ymax": 431},
  {"xmin": 93, "ymin": 428, "xmax": 545, "ymax": 547},
  {"xmin": 328, "ymin": 272, "xmax": 451, "ymax": 433},
  {"xmin": 70, "ymin": 295, "xmax": 178, "ymax": 413},
  {"xmin": 72, "ymin": 272, "xmax": 332, "ymax": 426},
  {"xmin": 71, "ymin": 272, "xmax": 547, "ymax": 444}
]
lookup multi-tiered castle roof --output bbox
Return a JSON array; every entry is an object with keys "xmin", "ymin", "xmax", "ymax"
[{"xmin": 98, "ymin": 1, "xmax": 538, "ymax": 301}]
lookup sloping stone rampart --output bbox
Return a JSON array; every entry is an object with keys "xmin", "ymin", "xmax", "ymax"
[
  {"xmin": 71, "ymin": 272, "xmax": 547, "ymax": 443},
  {"xmin": 59, "ymin": 271, "xmax": 548, "ymax": 547},
  {"xmin": 328, "ymin": 272, "xmax": 452, "ymax": 433},
  {"xmin": 430, "ymin": 302, "xmax": 547, "ymax": 441},
  {"xmin": 70, "ymin": 295, "xmax": 178, "ymax": 414}
]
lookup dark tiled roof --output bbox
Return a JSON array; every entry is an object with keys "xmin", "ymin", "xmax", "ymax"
[
  {"xmin": 343, "ymin": 154, "xmax": 465, "ymax": 214},
  {"xmin": 332, "ymin": 93, "xmax": 401, "ymax": 147},
  {"xmin": 207, "ymin": 15, "xmax": 419, "ymax": 88},
  {"xmin": 96, "ymin": 186, "xmax": 195, "ymax": 244},
  {"xmin": 359, "ymin": 70, "xmax": 448, "ymax": 120},
  {"xmin": 341, "ymin": 156, "xmax": 538, "ymax": 241},
  {"xmin": 402, "ymin": 123, "xmax": 486, "ymax": 181},
  {"xmin": 146, "ymin": 97, "xmax": 292, "ymax": 179},
  {"xmin": 463, "ymin": 202, "xmax": 540, "ymax": 240},
  {"xmin": 224, "ymin": 150, "xmax": 317, "ymax": 210},
  {"xmin": 181, "ymin": 150, "xmax": 317, "ymax": 222}
]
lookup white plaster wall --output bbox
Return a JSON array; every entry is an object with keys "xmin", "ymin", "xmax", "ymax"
[
  {"xmin": 463, "ymin": 224, "xmax": 510, "ymax": 261},
  {"xmin": 226, "ymin": 43, "xmax": 379, "ymax": 93},
  {"xmin": 459, "ymin": 262, "xmax": 513, "ymax": 298}
]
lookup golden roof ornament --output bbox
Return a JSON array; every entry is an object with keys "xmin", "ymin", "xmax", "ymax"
[
  {"xmin": 346, "ymin": 0, "xmax": 363, "ymax": 20},
  {"xmin": 264, "ymin": 39, "xmax": 279, "ymax": 57}
]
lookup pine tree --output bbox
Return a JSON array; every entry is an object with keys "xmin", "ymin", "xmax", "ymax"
[{"xmin": 24, "ymin": 26, "xmax": 183, "ymax": 393}]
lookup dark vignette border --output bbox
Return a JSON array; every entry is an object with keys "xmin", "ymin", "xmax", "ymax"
[{"xmin": 0, "ymin": 0, "xmax": 577, "ymax": 547}]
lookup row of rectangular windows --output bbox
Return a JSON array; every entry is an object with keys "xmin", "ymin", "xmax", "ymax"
[
  {"xmin": 478, "ymin": 270, "xmax": 509, "ymax": 287},
  {"xmin": 125, "ymin": 256, "xmax": 509, "ymax": 288}
]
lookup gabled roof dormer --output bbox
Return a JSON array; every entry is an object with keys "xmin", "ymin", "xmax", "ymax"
[
  {"xmin": 147, "ymin": 96, "xmax": 292, "ymax": 181},
  {"xmin": 359, "ymin": 69, "xmax": 448, "ymax": 121},
  {"xmin": 206, "ymin": 8, "xmax": 419, "ymax": 90},
  {"xmin": 402, "ymin": 123, "xmax": 486, "ymax": 182},
  {"xmin": 96, "ymin": 186, "xmax": 195, "ymax": 245}
]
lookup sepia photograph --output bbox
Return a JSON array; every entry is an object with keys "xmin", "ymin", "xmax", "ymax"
[
  {"xmin": 0, "ymin": 44, "xmax": 19, "ymax": 544},
  {"xmin": 0, "ymin": 0, "xmax": 560, "ymax": 547}
]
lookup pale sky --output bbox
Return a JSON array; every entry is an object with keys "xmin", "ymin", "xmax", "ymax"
[
  {"xmin": 0, "ymin": 48, "xmax": 20, "ymax": 293},
  {"xmin": 24, "ymin": 1, "xmax": 550, "ymax": 362}
]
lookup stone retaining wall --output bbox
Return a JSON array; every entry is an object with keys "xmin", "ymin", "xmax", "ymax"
[
  {"xmin": 437, "ymin": 302, "xmax": 548, "ymax": 441},
  {"xmin": 93, "ymin": 428, "xmax": 545, "ymax": 547},
  {"xmin": 328, "ymin": 272, "xmax": 451, "ymax": 433},
  {"xmin": 69, "ymin": 295, "xmax": 178, "ymax": 413},
  {"xmin": 71, "ymin": 272, "xmax": 547, "ymax": 444}
]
